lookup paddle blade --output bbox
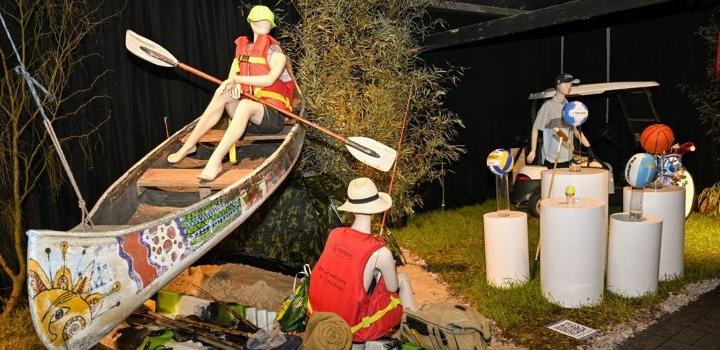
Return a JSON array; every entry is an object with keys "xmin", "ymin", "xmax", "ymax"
[
  {"xmin": 346, "ymin": 136, "xmax": 397, "ymax": 172},
  {"xmin": 125, "ymin": 30, "xmax": 178, "ymax": 67}
]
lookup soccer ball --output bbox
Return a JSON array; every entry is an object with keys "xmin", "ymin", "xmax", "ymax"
[
  {"xmin": 486, "ymin": 149, "xmax": 513, "ymax": 176},
  {"xmin": 562, "ymin": 101, "xmax": 589, "ymax": 127},
  {"xmin": 624, "ymin": 153, "xmax": 658, "ymax": 188}
]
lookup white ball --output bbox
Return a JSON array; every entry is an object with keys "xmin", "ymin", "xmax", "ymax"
[
  {"xmin": 624, "ymin": 153, "xmax": 658, "ymax": 188},
  {"xmin": 562, "ymin": 101, "xmax": 589, "ymax": 127}
]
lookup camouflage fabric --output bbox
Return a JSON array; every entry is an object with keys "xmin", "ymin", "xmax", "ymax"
[{"xmin": 208, "ymin": 169, "xmax": 347, "ymax": 270}]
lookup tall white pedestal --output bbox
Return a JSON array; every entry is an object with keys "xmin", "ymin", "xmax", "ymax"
[
  {"xmin": 483, "ymin": 211, "xmax": 529, "ymax": 288},
  {"xmin": 607, "ymin": 213, "xmax": 663, "ymax": 297},
  {"xmin": 540, "ymin": 198, "xmax": 605, "ymax": 308},
  {"xmin": 540, "ymin": 168, "xmax": 609, "ymax": 207},
  {"xmin": 623, "ymin": 186, "xmax": 685, "ymax": 280},
  {"xmin": 541, "ymin": 168, "xmax": 610, "ymax": 263}
]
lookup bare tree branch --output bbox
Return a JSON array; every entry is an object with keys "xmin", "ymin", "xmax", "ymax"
[{"xmin": 1, "ymin": 0, "xmax": 114, "ymax": 317}]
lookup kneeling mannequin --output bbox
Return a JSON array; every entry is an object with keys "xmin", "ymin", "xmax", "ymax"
[{"xmin": 309, "ymin": 177, "xmax": 418, "ymax": 342}]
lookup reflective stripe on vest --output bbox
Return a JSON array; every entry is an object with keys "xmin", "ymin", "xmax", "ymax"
[
  {"xmin": 254, "ymin": 87, "xmax": 291, "ymax": 110},
  {"xmin": 349, "ymin": 296, "xmax": 402, "ymax": 333},
  {"xmin": 306, "ymin": 296, "xmax": 402, "ymax": 334}
]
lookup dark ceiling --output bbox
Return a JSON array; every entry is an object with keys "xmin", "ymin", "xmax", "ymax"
[{"xmin": 423, "ymin": 0, "xmax": 676, "ymax": 52}]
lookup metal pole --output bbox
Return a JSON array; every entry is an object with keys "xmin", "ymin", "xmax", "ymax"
[
  {"xmin": 560, "ymin": 35, "xmax": 565, "ymax": 72},
  {"xmin": 605, "ymin": 27, "xmax": 611, "ymax": 124}
]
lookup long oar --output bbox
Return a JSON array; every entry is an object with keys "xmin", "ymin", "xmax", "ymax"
[
  {"xmin": 379, "ymin": 85, "xmax": 414, "ymax": 266},
  {"xmin": 125, "ymin": 30, "xmax": 396, "ymax": 172}
]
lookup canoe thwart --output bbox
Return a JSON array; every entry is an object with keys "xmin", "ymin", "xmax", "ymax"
[
  {"xmin": 137, "ymin": 168, "xmax": 251, "ymax": 190},
  {"xmin": 182, "ymin": 126, "xmax": 292, "ymax": 144}
]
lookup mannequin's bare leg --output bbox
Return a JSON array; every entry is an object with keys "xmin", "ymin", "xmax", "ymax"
[
  {"xmin": 197, "ymin": 99, "xmax": 264, "ymax": 180},
  {"xmin": 168, "ymin": 87, "xmax": 235, "ymax": 163},
  {"xmin": 397, "ymin": 272, "xmax": 418, "ymax": 311}
]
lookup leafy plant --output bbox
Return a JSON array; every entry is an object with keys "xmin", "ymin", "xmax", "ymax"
[
  {"xmin": 686, "ymin": 6, "xmax": 720, "ymax": 143},
  {"xmin": 698, "ymin": 182, "xmax": 720, "ymax": 215},
  {"xmin": 280, "ymin": 0, "xmax": 464, "ymax": 220}
]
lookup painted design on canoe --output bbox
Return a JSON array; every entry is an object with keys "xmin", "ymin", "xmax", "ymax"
[
  {"xmin": 116, "ymin": 231, "xmax": 157, "ymax": 290},
  {"xmin": 27, "ymin": 123, "xmax": 305, "ymax": 350},
  {"xmin": 28, "ymin": 241, "xmax": 122, "ymax": 348},
  {"xmin": 240, "ymin": 182, "xmax": 265, "ymax": 210},
  {"xmin": 179, "ymin": 197, "xmax": 241, "ymax": 249},
  {"xmin": 117, "ymin": 220, "xmax": 189, "ymax": 290}
]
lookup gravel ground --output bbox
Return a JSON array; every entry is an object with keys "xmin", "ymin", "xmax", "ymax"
[{"xmin": 164, "ymin": 256, "xmax": 720, "ymax": 349}]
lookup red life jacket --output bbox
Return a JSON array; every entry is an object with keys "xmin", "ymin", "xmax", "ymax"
[
  {"xmin": 233, "ymin": 34, "xmax": 294, "ymax": 111},
  {"xmin": 308, "ymin": 227, "xmax": 404, "ymax": 342}
]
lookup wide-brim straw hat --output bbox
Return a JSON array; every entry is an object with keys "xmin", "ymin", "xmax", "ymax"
[{"xmin": 337, "ymin": 177, "xmax": 392, "ymax": 214}]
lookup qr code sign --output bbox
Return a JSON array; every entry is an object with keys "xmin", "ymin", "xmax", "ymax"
[{"xmin": 547, "ymin": 319, "xmax": 598, "ymax": 340}]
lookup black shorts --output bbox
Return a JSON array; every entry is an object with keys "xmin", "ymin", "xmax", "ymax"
[
  {"xmin": 246, "ymin": 105, "xmax": 285, "ymax": 134},
  {"xmin": 544, "ymin": 160, "xmax": 570, "ymax": 169}
]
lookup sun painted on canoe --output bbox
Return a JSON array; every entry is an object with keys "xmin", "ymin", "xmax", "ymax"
[{"xmin": 28, "ymin": 241, "xmax": 121, "ymax": 347}]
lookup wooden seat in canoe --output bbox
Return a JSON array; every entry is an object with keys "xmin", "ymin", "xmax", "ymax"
[
  {"xmin": 137, "ymin": 168, "xmax": 251, "ymax": 191},
  {"xmin": 183, "ymin": 125, "xmax": 293, "ymax": 144}
]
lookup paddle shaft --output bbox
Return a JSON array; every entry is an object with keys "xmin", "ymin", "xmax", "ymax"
[
  {"xmin": 534, "ymin": 128, "xmax": 571, "ymax": 262},
  {"xmin": 176, "ymin": 63, "xmax": 382, "ymax": 158}
]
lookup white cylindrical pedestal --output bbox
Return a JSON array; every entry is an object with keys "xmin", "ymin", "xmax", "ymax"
[
  {"xmin": 540, "ymin": 168, "xmax": 609, "ymax": 206},
  {"xmin": 484, "ymin": 211, "xmax": 529, "ymax": 288},
  {"xmin": 541, "ymin": 168, "xmax": 610, "ymax": 264},
  {"xmin": 540, "ymin": 198, "xmax": 605, "ymax": 308},
  {"xmin": 607, "ymin": 213, "xmax": 663, "ymax": 297},
  {"xmin": 623, "ymin": 186, "xmax": 685, "ymax": 280}
]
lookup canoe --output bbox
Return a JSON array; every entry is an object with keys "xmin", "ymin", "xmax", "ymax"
[{"xmin": 26, "ymin": 115, "xmax": 305, "ymax": 350}]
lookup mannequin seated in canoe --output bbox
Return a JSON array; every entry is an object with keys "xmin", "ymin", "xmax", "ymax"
[
  {"xmin": 167, "ymin": 5, "xmax": 294, "ymax": 181},
  {"xmin": 308, "ymin": 177, "xmax": 418, "ymax": 342}
]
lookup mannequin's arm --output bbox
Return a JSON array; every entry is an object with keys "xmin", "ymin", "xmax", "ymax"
[
  {"xmin": 527, "ymin": 128, "xmax": 539, "ymax": 163},
  {"xmin": 232, "ymin": 52, "xmax": 287, "ymax": 88},
  {"xmin": 574, "ymin": 128, "xmax": 590, "ymax": 147},
  {"xmin": 364, "ymin": 247, "xmax": 400, "ymax": 293}
]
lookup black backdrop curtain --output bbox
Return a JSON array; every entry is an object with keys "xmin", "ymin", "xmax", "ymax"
[
  {"xmin": 21, "ymin": 0, "xmax": 298, "ymax": 230},
  {"xmin": 14, "ymin": 1, "xmax": 718, "ymax": 231},
  {"xmin": 419, "ymin": 2, "xmax": 717, "ymax": 210}
]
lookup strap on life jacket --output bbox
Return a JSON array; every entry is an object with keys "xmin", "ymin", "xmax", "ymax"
[
  {"xmin": 350, "ymin": 296, "xmax": 402, "ymax": 333},
  {"xmin": 254, "ymin": 87, "xmax": 291, "ymax": 110},
  {"xmin": 306, "ymin": 296, "xmax": 403, "ymax": 334}
]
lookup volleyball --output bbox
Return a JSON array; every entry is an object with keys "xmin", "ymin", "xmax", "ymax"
[
  {"xmin": 624, "ymin": 153, "xmax": 658, "ymax": 188},
  {"xmin": 640, "ymin": 124, "xmax": 674, "ymax": 154},
  {"xmin": 486, "ymin": 149, "xmax": 514, "ymax": 176},
  {"xmin": 561, "ymin": 101, "xmax": 589, "ymax": 127}
]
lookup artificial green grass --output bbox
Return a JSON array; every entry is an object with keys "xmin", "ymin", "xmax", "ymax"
[{"xmin": 394, "ymin": 201, "xmax": 720, "ymax": 350}]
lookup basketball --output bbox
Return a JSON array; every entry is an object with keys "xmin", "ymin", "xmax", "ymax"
[
  {"xmin": 486, "ymin": 149, "xmax": 513, "ymax": 176},
  {"xmin": 640, "ymin": 124, "xmax": 674, "ymax": 154},
  {"xmin": 624, "ymin": 153, "xmax": 658, "ymax": 188},
  {"xmin": 561, "ymin": 101, "xmax": 589, "ymax": 127}
]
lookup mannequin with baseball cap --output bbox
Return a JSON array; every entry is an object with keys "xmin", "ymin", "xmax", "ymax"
[
  {"xmin": 527, "ymin": 73, "xmax": 590, "ymax": 167},
  {"xmin": 167, "ymin": 5, "xmax": 294, "ymax": 181},
  {"xmin": 308, "ymin": 177, "xmax": 418, "ymax": 342}
]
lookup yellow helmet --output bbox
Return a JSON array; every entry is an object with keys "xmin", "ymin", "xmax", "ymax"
[{"xmin": 247, "ymin": 5, "xmax": 276, "ymax": 28}]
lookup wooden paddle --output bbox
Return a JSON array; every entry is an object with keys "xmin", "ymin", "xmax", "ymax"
[{"xmin": 125, "ymin": 30, "xmax": 397, "ymax": 172}]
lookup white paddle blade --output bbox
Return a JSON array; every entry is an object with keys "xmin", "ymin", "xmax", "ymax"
[
  {"xmin": 125, "ymin": 30, "xmax": 178, "ymax": 67},
  {"xmin": 346, "ymin": 136, "xmax": 397, "ymax": 172}
]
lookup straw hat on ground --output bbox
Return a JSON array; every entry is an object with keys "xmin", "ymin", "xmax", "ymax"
[{"xmin": 337, "ymin": 177, "xmax": 392, "ymax": 214}]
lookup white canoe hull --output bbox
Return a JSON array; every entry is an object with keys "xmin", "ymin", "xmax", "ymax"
[{"xmin": 26, "ymin": 124, "xmax": 304, "ymax": 350}]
